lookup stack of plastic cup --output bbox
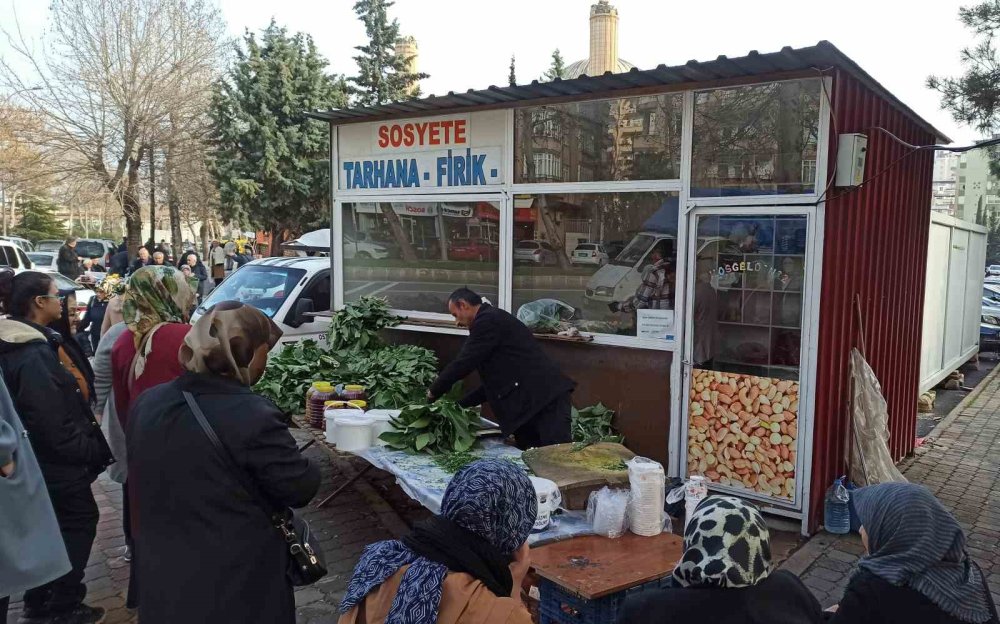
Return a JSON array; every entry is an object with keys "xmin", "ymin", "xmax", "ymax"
[
  {"xmin": 684, "ymin": 475, "xmax": 709, "ymax": 531},
  {"xmin": 627, "ymin": 457, "xmax": 666, "ymax": 537}
]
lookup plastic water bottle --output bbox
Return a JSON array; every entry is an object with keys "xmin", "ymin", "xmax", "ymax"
[{"xmin": 824, "ymin": 477, "xmax": 851, "ymax": 534}]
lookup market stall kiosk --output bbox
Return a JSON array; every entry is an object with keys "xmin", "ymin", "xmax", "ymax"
[{"xmin": 311, "ymin": 41, "xmax": 946, "ymax": 533}]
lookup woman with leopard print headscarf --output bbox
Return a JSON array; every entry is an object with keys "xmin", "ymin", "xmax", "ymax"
[{"xmin": 618, "ymin": 495, "xmax": 824, "ymax": 624}]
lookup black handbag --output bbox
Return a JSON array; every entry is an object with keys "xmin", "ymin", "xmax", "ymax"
[{"xmin": 183, "ymin": 391, "xmax": 327, "ymax": 586}]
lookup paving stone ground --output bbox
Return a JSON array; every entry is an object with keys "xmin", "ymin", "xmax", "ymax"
[
  {"xmin": 5, "ymin": 430, "xmax": 393, "ymax": 624},
  {"xmin": 782, "ymin": 367, "xmax": 1000, "ymax": 609}
]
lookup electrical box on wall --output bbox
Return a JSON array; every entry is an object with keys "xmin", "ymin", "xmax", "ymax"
[{"xmin": 835, "ymin": 133, "xmax": 868, "ymax": 187}]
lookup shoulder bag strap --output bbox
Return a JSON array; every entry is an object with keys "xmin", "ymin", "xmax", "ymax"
[{"xmin": 182, "ymin": 390, "xmax": 278, "ymax": 518}]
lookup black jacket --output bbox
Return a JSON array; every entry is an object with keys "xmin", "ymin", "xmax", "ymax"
[
  {"xmin": 110, "ymin": 250, "xmax": 129, "ymax": 275},
  {"xmin": 128, "ymin": 258, "xmax": 151, "ymax": 275},
  {"xmin": 618, "ymin": 570, "xmax": 824, "ymax": 624},
  {"xmin": 0, "ymin": 318, "xmax": 112, "ymax": 489},
  {"xmin": 827, "ymin": 569, "xmax": 999, "ymax": 624},
  {"xmin": 128, "ymin": 372, "xmax": 321, "ymax": 624},
  {"xmin": 429, "ymin": 304, "xmax": 575, "ymax": 435},
  {"xmin": 57, "ymin": 244, "xmax": 81, "ymax": 278}
]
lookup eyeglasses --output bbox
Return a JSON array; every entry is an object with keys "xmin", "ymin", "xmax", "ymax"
[{"xmin": 36, "ymin": 294, "xmax": 65, "ymax": 302}]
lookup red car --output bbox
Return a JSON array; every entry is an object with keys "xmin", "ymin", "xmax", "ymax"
[{"xmin": 448, "ymin": 238, "xmax": 498, "ymax": 262}]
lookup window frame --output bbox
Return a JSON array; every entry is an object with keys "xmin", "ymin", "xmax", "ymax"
[{"xmin": 329, "ymin": 77, "xmax": 831, "ymax": 352}]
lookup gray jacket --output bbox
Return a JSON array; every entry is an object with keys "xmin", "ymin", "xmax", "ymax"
[
  {"xmin": 96, "ymin": 322, "xmax": 128, "ymax": 484},
  {"xmin": 0, "ymin": 372, "xmax": 71, "ymax": 597}
]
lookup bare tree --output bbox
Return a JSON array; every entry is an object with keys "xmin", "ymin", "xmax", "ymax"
[{"xmin": 0, "ymin": 0, "xmax": 226, "ymax": 256}]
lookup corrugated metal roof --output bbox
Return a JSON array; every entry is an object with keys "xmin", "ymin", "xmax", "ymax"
[{"xmin": 307, "ymin": 41, "xmax": 949, "ymax": 142}]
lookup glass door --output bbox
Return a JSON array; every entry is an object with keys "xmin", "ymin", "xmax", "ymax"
[{"xmin": 683, "ymin": 210, "xmax": 810, "ymax": 508}]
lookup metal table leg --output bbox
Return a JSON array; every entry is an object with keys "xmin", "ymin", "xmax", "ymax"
[{"xmin": 315, "ymin": 463, "xmax": 375, "ymax": 509}]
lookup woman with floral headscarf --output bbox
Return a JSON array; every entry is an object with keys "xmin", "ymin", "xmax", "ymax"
[
  {"xmin": 339, "ymin": 459, "xmax": 536, "ymax": 624},
  {"xmin": 827, "ymin": 483, "xmax": 998, "ymax": 624},
  {"xmin": 109, "ymin": 265, "xmax": 196, "ymax": 607},
  {"xmin": 127, "ymin": 301, "xmax": 318, "ymax": 624},
  {"xmin": 618, "ymin": 495, "xmax": 823, "ymax": 624}
]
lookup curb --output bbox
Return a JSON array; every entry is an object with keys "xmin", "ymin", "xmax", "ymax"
[
  {"xmin": 293, "ymin": 417, "xmax": 411, "ymax": 539},
  {"xmin": 918, "ymin": 358, "xmax": 1000, "ymax": 448}
]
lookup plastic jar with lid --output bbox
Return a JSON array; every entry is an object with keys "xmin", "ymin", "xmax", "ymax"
[
  {"xmin": 340, "ymin": 384, "xmax": 367, "ymax": 402},
  {"xmin": 307, "ymin": 382, "xmax": 335, "ymax": 430},
  {"xmin": 304, "ymin": 381, "xmax": 322, "ymax": 426},
  {"xmin": 323, "ymin": 401, "xmax": 367, "ymax": 445}
]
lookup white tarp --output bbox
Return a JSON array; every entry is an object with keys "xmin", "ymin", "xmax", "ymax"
[
  {"xmin": 283, "ymin": 229, "xmax": 330, "ymax": 252},
  {"xmin": 849, "ymin": 348, "xmax": 907, "ymax": 487}
]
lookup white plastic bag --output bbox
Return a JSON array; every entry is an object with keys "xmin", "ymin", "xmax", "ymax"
[
  {"xmin": 586, "ymin": 486, "xmax": 631, "ymax": 538},
  {"xmin": 849, "ymin": 349, "xmax": 907, "ymax": 486},
  {"xmin": 516, "ymin": 298, "xmax": 575, "ymax": 331}
]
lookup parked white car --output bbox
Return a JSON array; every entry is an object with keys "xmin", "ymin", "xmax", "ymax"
[
  {"xmin": 0, "ymin": 241, "xmax": 34, "ymax": 273},
  {"xmin": 28, "ymin": 252, "xmax": 59, "ymax": 272},
  {"xmin": 0, "ymin": 236, "xmax": 34, "ymax": 252},
  {"xmin": 988, "ymin": 265, "xmax": 1000, "ymax": 276},
  {"xmin": 192, "ymin": 257, "xmax": 332, "ymax": 350},
  {"xmin": 514, "ymin": 240, "xmax": 558, "ymax": 266},
  {"xmin": 570, "ymin": 243, "xmax": 610, "ymax": 267}
]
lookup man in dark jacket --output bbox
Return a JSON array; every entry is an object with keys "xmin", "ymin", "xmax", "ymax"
[
  {"xmin": 57, "ymin": 237, "xmax": 82, "ymax": 279},
  {"xmin": 109, "ymin": 249, "xmax": 129, "ymax": 276},
  {"xmin": 428, "ymin": 288, "xmax": 576, "ymax": 449},
  {"xmin": 128, "ymin": 247, "xmax": 152, "ymax": 275}
]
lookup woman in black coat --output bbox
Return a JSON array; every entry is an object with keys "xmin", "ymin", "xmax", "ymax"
[
  {"xmin": 618, "ymin": 495, "xmax": 824, "ymax": 624},
  {"xmin": 178, "ymin": 251, "xmax": 209, "ymax": 298},
  {"xmin": 127, "ymin": 300, "xmax": 320, "ymax": 624},
  {"xmin": 0, "ymin": 270, "xmax": 112, "ymax": 624}
]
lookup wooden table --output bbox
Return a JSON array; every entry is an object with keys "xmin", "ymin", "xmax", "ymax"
[{"xmin": 530, "ymin": 532, "xmax": 683, "ymax": 600}]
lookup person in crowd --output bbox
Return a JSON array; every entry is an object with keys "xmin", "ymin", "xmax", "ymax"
[
  {"xmin": 210, "ymin": 240, "xmax": 226, "ymax": 283},
  {"xmin": 610, "ymin": 241, "xmax": 674, "ymax": 314},
  {"xmin": 93, "ymin": 295, "xmax": 130, "ymax": 562},
  {"xmin": 128, "ymin": 247, "xmax": 151, "ymax": 275},
  {"xmin": 178, "ymin": 251, "xmax": 209, "ymax": 299},
  {"xmin": 826, "ymin": 482, "xmax": 998, "ymax": 624},
  {"xmin": 155, "ymin": 239, "xmax": 169, "ymax": 256},
  {"xmin": 128, "ymin": 300, "xmax": 317, "ymax": 624},
  {"xmin": 109, "ymin": 247, "xmax": 129, "ymax": 276},
  {"xmin": 427, "ymin": 288, "xmax": 576, "ymax": 450},
  {"xmin": 57, "ymin": 237, "xmax": 82, "ymax": 279},
  {"xmin": 151, "ymin": 251, "xmax": 167, "ymax": 266},
  {"xmin": 117, "ymin": 238, "xmax": 127, "ymax": 254},
  {"xmin": 50, "ymin": 289, "xmax": 96, "ymax": 401},
  {"xmin": 224, "ymin": 245, "xmax": 249, "ymax": 276},
  {"xmin": 79, "ymin": 288, "xmax": 109, "ymax": 357},
  {"xmin": 339, "ymin": 459, "xmax": 535, "ymax": 624},
  {"xmin": 618, "ymin": 495, "xmax": 824, "ymax": 624},
  {"xmin": 110, "ymin": 266, "xmax": 196, "ymax": 607},
  {"xmin": 0, "ymin": 374, "xmax": 72, "ymax": 624},
  {"xmin": 0, "ymin": 269, "xmax": 113, "ymax": 624}
]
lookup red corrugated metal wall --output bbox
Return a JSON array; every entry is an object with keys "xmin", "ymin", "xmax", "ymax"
[{"xmin": 809, "ymin": 70, "xmax": 936, "ymax": 531}]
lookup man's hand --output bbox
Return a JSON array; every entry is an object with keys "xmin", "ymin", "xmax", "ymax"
[
  {"xmin": 0, "ymin": 461, "xmax": 14, "ymax": 478},
  {"xmin": 508, "ymin": 542, "xmax": 531, "ymax": 599}
]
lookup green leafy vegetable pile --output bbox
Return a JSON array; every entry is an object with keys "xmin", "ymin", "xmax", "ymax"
[
  {"xmin": 571, "ymin": 403, "xmax": 623, "ymax": 444},
  {"xmin": 378, "ymin": 386, "xmax": 479, "ymax": 455},
  {"xmin": 255, "ymin": 297, "xmax": 438, "ymax": 412},
  {"xmin": 432, "ymin": 450, "xmax": 479, "ymax": 473}
]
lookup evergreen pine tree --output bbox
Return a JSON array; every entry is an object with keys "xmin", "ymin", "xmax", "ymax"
[
  {"xmin": 209, "ymin": 21, "xmax": 346, "ymax": 245},
  {"xmin": 543, "ymin": 49, "xmax": 566, "ymax": 81},
  {"xmin": 14, "ymin": 196, "xmax": 66, "ymax": 242},
  {"xmin": 509, "ymin": 55, "xmax": 517, "ymax": 86},
  {"xmin": 350, "ymin": 0, "xmax": 428, "ymax": 106}
]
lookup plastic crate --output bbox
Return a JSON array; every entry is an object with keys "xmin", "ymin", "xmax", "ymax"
[{"xmin": 538, "ymin": 576, "xmax": 672, "ymax": 624}]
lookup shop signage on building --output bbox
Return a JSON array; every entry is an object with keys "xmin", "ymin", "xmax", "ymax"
[{"xmin": 338, "ymin": 111, "xmax": 506, "ymax": 191}]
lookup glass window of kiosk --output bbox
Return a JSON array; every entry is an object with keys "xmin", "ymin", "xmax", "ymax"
[
  {"xmin": 514, "ymin": 93, "xmax": 684, "ymax": 184},
  {"xmin": 341, "ymin": 201, "xmax": 501, "ymax": 314},
  {"xmin": 511, "ymin": 191, "xmax": 679, "ymax": 340},
  {"xmin": 691, "ymin": 79, "xmax": 822, "ymax": 197}
]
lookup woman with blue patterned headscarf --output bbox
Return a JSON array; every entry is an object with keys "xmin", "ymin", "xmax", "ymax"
[
  {"xmin": 339, "ymin": 459, "xmax": 536, "ymax": 624},
  {"xmin": 827, "ymin": 483, "xmax": 998, "ymax": 624}
]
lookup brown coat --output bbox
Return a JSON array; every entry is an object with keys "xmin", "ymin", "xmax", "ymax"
[{"xmin": 338, "ymin": 566, "xmax": 532, "ymax": 624}]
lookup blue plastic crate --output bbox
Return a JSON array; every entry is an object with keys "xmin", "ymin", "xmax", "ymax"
[{"xmin": 538, "ymin": 576, "xmax": 672, "ymax": 624}]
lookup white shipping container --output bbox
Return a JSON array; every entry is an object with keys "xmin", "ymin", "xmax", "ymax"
[{"xmin": 920, "ymin": 213, "xmax": 987, "ymax": 393}]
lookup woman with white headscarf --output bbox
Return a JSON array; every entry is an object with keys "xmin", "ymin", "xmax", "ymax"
[
  {"xmin": 618, "ymin": 495, "xmax": 823, "ymax": 624},
  {"xmin": 828, "ymin": 482, "xmax": 998, "ymax": 624},
  {"xmin": 339, "ymin": 459, "xmax": 536, "ymax": 624}
]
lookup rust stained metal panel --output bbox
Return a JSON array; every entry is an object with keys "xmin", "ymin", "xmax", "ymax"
[{"xmin": 808, "ymin": 69, "xmax": 935, "ymax": 531}]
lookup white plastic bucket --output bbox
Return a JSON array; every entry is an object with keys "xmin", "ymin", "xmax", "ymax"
[
  {"xmin": 367, "ymin": 409, "xmax": 402, "ymax": 447},
  {"xmin": 332, "ymin": 414, "xmax": 375, "ymax": 452},
  {"xmin": 323, "ymin": 403, "xmax": 366, "ymax": 445},
  {"xmin": 529, "ymin": 476, "xmax": 561, "ymax": 531}
]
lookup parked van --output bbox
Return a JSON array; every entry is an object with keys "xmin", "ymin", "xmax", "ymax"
[{"xmin": 191, "ymin": 257, "xmax": 331, "ymax": 350}]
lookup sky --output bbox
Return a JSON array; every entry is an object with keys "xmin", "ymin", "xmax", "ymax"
[{"xmin": 0, "ymin": 0, "xmax": 982, "ymax": 145}]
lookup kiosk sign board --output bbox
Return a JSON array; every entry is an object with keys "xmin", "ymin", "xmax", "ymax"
[{"xmin": 337, "ymin": 111, "xmax": 506, "ymax": 192}]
